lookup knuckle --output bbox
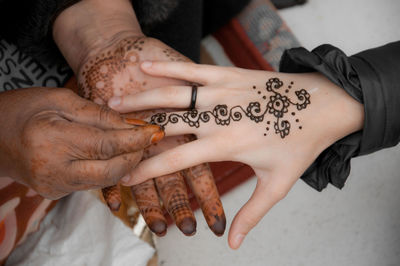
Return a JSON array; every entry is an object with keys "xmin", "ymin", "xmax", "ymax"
[
  {"xmin": 270, "ymin": 189, "xmax": 288, "ymax": 202},
  {"xmin": 240, "ymin": 214, "xmax": 259, "ymax": 229},
  {"xmin": 49, "ymin": 88, "xmax": 75, "ymax": 101},
  {"xmin": 165, "ymin": 151, "xmax": 182, "ymax": 169},
  {"xmin": 145, "ymin": 37, "xmax": 162, "ymax": 47},
  {"xmin": 127, "ymin": 151, "xmax": 143, "ymax": 168},
  {"xmin": 187, "ymin": 63, "xmax": 200, "ymax": 76},
  {"xmin": 98, "ymin": 105, "xmax": 121, "ymax": 125},
  {"xmin": 21, "ymin": 124, "xmax": 38, "ymax": 148},
  {"xmin": 96, "ymin": 136, "xmax": 116, "ymax": 159},
  {"xmin": 101, "ymin": 166, "xmax": 116, "ymax": 186},
  {"xmin": 164, "ymin": 87, "xmax": 180, "ymax": 101}
]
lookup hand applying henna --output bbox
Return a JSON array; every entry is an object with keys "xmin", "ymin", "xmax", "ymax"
[
  {"xmin": 53, "ymin": 0, "xmax": 226, "ymax": 237},
  {"xmin": 110, "ymin": 61, "xmax": 364, "ymax": 249}
]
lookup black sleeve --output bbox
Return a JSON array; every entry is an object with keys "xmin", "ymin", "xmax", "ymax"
[
  {"xmin": 279, "ymin": 41, "xmax": 400, "ymax": 191},
  {"xmin": 0, "ymin": 0, "xmax": 80, "ymax": 60},
  {"xmin": 0, "ymin": 0, "xmax": 183, "ymax": 60}
]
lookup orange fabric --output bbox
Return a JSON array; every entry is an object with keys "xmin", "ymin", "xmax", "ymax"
[
  {"xmin": 214, "ymin": 19, "xmax": 274, "ymax": 71},
  {"xmin": 0, "ymin": 179, "xmax": 56, "ymax": 264},
  {"xmin": 0, "ymin": 220, "xmax": 5, "ymax": 244}
]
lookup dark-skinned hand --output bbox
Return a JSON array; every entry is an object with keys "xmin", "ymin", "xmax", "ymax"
[
  {"xmin": 0, "ymin": 87, "xmax": 162, "ymax": 199},
  {"xmin": 53, "ymin": 0, "xmax": 226, "ymax": 237}
]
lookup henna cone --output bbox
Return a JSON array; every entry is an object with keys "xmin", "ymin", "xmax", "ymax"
[
  {"xmin": 155, "ymin": 172, "xmax": 197, "ymax": 236},
  {"xmin": 184, "ymin": 163, "xmax": 226, "ymax": 236},
  {"xmin": 131, "ymin": 179, "xmax": 168, "ymax": 236},
  {"xmin": 102, "ymin": 185, "xmax": 122, "ymax": 211}
]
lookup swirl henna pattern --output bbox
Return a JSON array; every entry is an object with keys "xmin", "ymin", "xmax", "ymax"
[{"xmin": 150, "ymin": 78, "xmax": 311, "ymax": 138}]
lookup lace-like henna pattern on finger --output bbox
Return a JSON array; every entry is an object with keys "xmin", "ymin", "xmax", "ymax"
[{"xmin": 150, "ymin": 78, "xmax": 311, "ymax": 138}]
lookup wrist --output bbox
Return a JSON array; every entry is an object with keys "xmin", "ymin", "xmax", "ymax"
[
  {"xmin": 299, "ymin": 72, "xmax": 364, "ymax": 151},
  {"xmin": 53, "ymin": 0, "xmax": 144, "ymax": 73}
]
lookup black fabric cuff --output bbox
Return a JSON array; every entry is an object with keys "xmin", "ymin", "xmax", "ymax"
[
  {"xmin": 0, "ymin": 0, "xmax": 80, "ymax": 62},
  {"xmin": 351, "ymin": 42, "xmax": 400, "ymax": 154},
  {"xmin": 279, "ymin": 41, "xmax": 400, "ymax": 191},
  {"xmin": 0, "ymin": 0, "xmax": 182, "ymax": 61}
]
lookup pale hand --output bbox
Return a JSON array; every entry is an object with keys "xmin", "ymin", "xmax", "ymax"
[{"xmin": 109, "ymin": 61, "xmax": 364, "ymax": 249}]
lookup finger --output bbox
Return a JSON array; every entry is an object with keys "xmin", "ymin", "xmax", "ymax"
[
  {"xmin": 122, "ymin": 139, "xmax": 220, "ymax": 186},
  {"xmin": 148, "ymin": 110, "xmax": 213, "ymax": 138},
  {"xmin": 57, "ymin": 90, "xmax": 137, "ymax": 130},
  {"xmin": 184, "ymin": 163, "xmax": 226, "ymax": 236},
  {"xmin": 102, "ymin": 185, "xmax": 122, "ymax": 211},
  {"xmin": 228, "ymin": 176, "xmax": 293, "ymax": 250},
  {"xmin": 83, "ymin": 124, "xmax": 164, "ymax": 160},
  {"xmin": 54, "ymin": 118, "xmax": 163, "ymax": 160},
  {"xmin": 108, "ymin": 86, "xmax": 220, "ymax": 113},
  {"xmin": 140, "ymin": 61, "xmax": 229, "ymax": 85},
  {"xmin": 131, "ymin": 179, "xmax": 168, "ymax": 236},
  {"xmin": 70, "ymin": 150, "xmax": 144, "ymax": 187},
  {"xmin": 155, "ymin": 172, "xmax": 196, "ymax": 236}
]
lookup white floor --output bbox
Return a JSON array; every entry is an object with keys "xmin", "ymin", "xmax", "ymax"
[{"xmin": 156, "ymin": 0, "xmax": 400, "ymax": 265}]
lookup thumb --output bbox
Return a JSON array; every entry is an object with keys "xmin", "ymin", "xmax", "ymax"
[{"xmin": 228, "ymin": 172, "xmax": 296, "ymax": 249}]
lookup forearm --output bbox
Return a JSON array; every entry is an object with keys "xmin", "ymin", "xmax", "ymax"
[{"xmin": 53, "ymin": 0, "xmax": 143, "ymax": 73}]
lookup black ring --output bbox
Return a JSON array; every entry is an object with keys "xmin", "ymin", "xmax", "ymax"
[{"xmin": 189, "ymin": 85, "xmax": 198, "ymax": 109}]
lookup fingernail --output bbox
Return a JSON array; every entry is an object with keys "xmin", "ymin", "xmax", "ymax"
[
  {"xmin": 125, "ymin": 118, "xmax": 148, "ymax": 126},
  {"xmin": 149, "ymin": 220, "xmax": 167, "ymax": 236},
  {"xmin": 121, "ymin": 174, "xmax": 131, "ymax": 184},
  {"xmin": 108, "ymin": 96, "xmax": 121, "ymax": 108},
  {"xmin": 178, "ymin": 217, "xmax": 197, "ymax": 236},
  {"xmin": 150, "ymin": 130, "xmax": 165, "ymax": 144},
  {"xmin": 233, "ymin": 234, "xmax": 245, "ymax": 249},
  {"xmin": 107, "ymin": 201, "xmax": 121, "ymax": 212},
  {"xmin": 210, "ymin": 213, "xmax": 226, "ymax": 237},
  {"xmin": 141, "ymin": 61, "xmax": 152, "ymax": 68}
]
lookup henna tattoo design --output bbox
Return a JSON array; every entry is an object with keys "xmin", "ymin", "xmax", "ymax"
[
  {"xmin": 78, "ymin": 37, "xmax": 146, "ymax": 102},
  {"xmin": 163, "ymin": 48, "xmax": 186, "ymax": 62},
  {"xmin": 150, "ymin": 78, "xmax": 311, "ymax": 138},
  {"xmin": 76, "ymin": 36, "xmax": 224, "ymax": 236}
]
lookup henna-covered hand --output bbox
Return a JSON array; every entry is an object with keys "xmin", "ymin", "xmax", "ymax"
[
  {"xmin": 75, "ymin": 36, "xmax": 226, "ymax": 237},
  {"xmin": 109, "ymin": 61, "xmax": 365, "ymax": 249},
  {"xmin": 0, "ymin": 87, "xmax": 162, "ymax": 199}
]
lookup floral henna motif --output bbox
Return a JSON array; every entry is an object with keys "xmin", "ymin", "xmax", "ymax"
[
  {"xmin": 267, "ymin": 94, "xmax": 290, "ymax": 118},
  {"xmin": 150, "ymin": 78, "xmax": 311, "ymax": 139},
  {"xmin": 294, "ymin": 89, "xmax": 311, "ymax": 110}
]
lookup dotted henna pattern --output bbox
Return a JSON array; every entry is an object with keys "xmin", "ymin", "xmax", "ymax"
[
  {"xmin": 162, "ymin": 48, "xmax": 186, "ymax": 62},
  {"xmin": 78, "ymin": 37, "xmax": 146, "ymax": 102},
  {"xmin": 150, "ymin": 78, "xmax": 311, "ymax": 138}
]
